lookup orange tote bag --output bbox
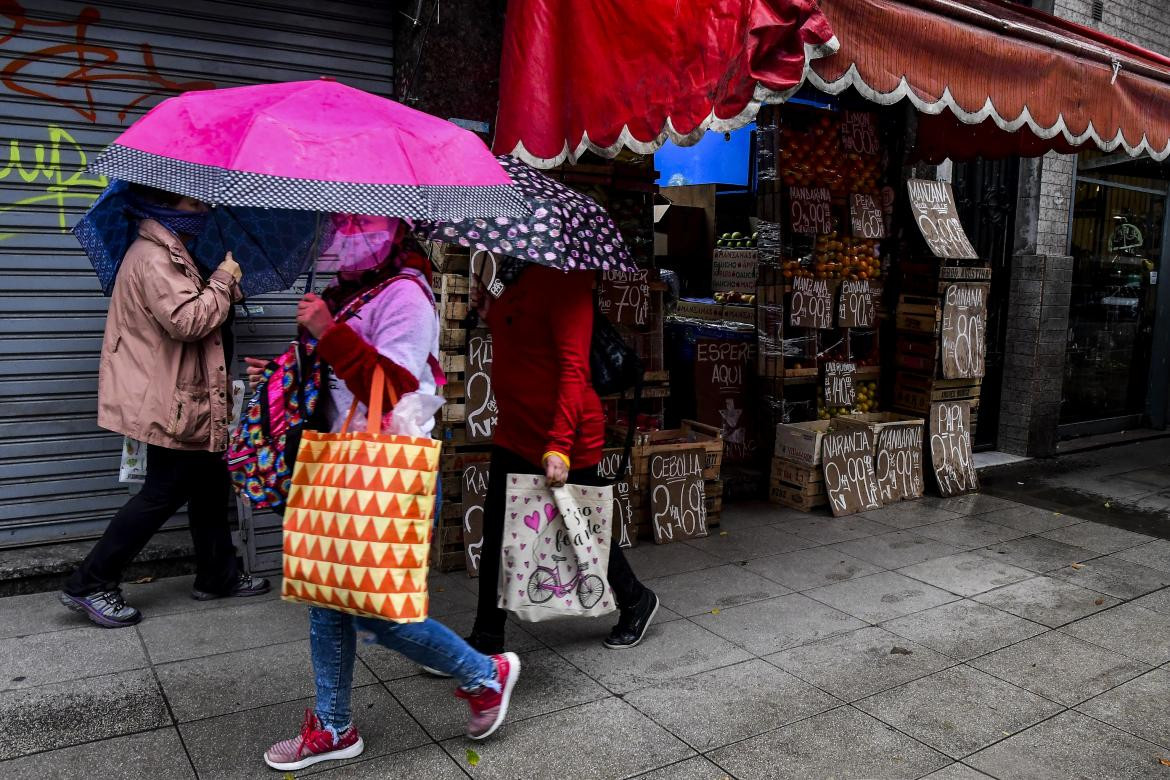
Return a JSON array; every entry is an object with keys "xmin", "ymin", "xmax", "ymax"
[{"xmin": 281, "ymin": 366, "xmax": 440, "ymax": 623}]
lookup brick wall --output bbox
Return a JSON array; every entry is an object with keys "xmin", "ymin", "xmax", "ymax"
[{"xmin": 1054, "ymin": 0, "xmax": 1170, "ymax": 55}]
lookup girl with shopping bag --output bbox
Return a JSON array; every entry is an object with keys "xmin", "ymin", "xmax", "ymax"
[{"xmin": 250, "ymin": 218, "xmax": 520, "ymax": 772}]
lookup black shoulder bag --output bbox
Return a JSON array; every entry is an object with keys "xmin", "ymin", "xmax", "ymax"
[{"xmin": 590, "ymin": 301, "xmax": 643, "ymax": 481}]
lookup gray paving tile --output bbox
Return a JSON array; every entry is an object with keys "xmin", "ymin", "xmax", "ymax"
[
  {"xmin": 683, "ymin": 525, "xmax": 816, "ymax": 562},
  {"xmin": 1040, "ymin": 522, "xmax": 1155, "ymax": 555},
  {"xmin": 972, "ymin": 576, "xmax": 1119, "ymax": 628},
  {"xmin": 804, "ymin": 571, "xmax": 958, "ymax": 623},
  {"xmin": 388, "ymin": 648, "xmax": 608, "ymax": 740},
  {"xmin": 831, "ymin": 531, "xmax": 964, "ymax": 569},
  {"xmin": 861, "ymin": 500, "xmax": 961, "ymax": 529},
  {"xmin": 621, "ymin": 543, "xmax": 724, "ymax": 581},
  {"xmin": 0, "ymin": 590, "xmax": 81, "ymax": 640},
  {"xmin": 1076, "ymin": 667, "xmax": 1170, "ymax": 750},
  {"xmin": 122, "ymin": 574, "xmax": 282, "ymax": 618},
  {"xmin": 181, "ymin": 683, "xmax": 427, "ymax": 779},
  {"xmin": 556, "ymin": 619, "xmax": 751, "ymax": 694},
  {"xmin": 976, "ymin": 504, "xmax": 1081, "ymax": 534},
  {"xmin": 1115, "ymin": 467, "xmax": 1170, "ymax": 489},
  {"xmin": 157, "ymin": 639, "xmax": 373, "ymax": 722},
  {"xmin": 519, "ymin": 605, "xmax": 683, "ymax": 649},
  {"xmin": 881, "ymin": 600, "xmax": 1047, "ymax": 661},
  {"xmin": 647, "ymin": 564, "xmax": 789, "ymax": 617},
  {"xmin": 440, "ymin": 697, "xmax": 693, "ymax": 779},
  {"xmin": 691, "ymin": 592, "xmax": 866, "ymax": 656},
  {"xmin": 428, "ymin": 574, "xmax": 482, "ymax": 617},
  {"xmin": 970, "ymin": 631, "xmax": 1149, "ymax": 706},
  {"xmin": 1062, "ymin": 603, "xmax": 1170, "ymax": 666},
  {"xmin": 976, "ymin": 535, "xmax": 1101, "ymax": 573},
  {"xmin": 138, "ymin": 596, "xmax": 308, "ymax": 663},
  {"xmin": 781, "ymin": 514, "xmax": 894, "ymax": 545},
  {"xmin": 0, "ymin": 669, "xmax": 169, "ymax": 760},
  {"xmin": 631, "ymin": 756, "xmax": 733, "ymax": 780},
  {"xmin": 921, "ymin": 494, "xmax": 1020, "ymax": 517},
  {"xmin": 1131, "ymin": 588, "xmax": 1170, "ymax": 617},
  {"xmin": 719, "ymin": 501, "xmax": 796, "ymax": 530},
  {"xmin": 1050, "ymin": 555, "xmax": 1170, "ymax": 599},
  {"xmin": 708, "ymin": 705, "xmax": 951, "ymax": 780},
  {"xmin": 0, "ymin": 727, "xmax": 194, "ymax": 780},
  {"xmin": 898, "ymin": 552, "xmax": 1037, "ymax": 597},
  {"xmin": 743, "ymin": 546, "xmax": 883, "ymax": 591},
  {"xmin": 766, "ymin": 626, "xmax": 954, "ymax": 701},
  {"xmin": 966, "ymin": 710, "xmax": 1170, "ymax": 780},
  {"xmin": 920, "ymin": 764, "xmax": 994, "ymax": 779},
  {"xmin": 358, "ymin": 610, "xmax": 543, "ymax": 680},
  {"xmin": 0, "ymin": 625, "xmax": 146, "ymax": 691},
  {"xmin": 911, "ymin": 516, "xmax": 1030, "ymax": 550},
  {"xmin": 310, "ymin": 743, "xmax": 467, "ymax": 779},
  {"xmin": 624, "ymin": 659, "xmax": 837, "ymax": 751},
  {"xmin": 856, "ymin": 665, "xmax": 1063, "ymax": 759},
  {"xmin": 1113, "ymin": 539, "xmax": 1170, "ymax": 574}
]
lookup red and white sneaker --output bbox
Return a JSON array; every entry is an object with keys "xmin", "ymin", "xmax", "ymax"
[
  {"xmin": 263, "ymin": 709, "xmax": 364, "ymax": 771},
  {"xmin": 455, "ymin": 652, "xmax": 521, "ymax": 740}
]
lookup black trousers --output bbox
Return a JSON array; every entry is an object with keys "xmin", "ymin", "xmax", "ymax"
[
  {"xmin": 65, "ymin": 445, "xmax": 238, "ymax": 596},
  {"xmin": 473, "ymin": 446, "xmax": 646, "ymax": 639}
]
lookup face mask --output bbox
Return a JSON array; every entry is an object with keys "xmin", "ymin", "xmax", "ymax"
[{"xmin": 318, "ymin": 229, "xmax": 395, "ymax": 272}]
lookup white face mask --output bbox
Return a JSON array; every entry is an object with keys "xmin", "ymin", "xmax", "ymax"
[{"xmin": 318, "ymin": 228, "xmax": 396, "ymax": 273}]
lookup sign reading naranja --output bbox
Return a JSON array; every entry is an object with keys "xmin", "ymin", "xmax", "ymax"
[{"xmin": 821, "ymin": 428, "xmax": 882, "ymax": 517}]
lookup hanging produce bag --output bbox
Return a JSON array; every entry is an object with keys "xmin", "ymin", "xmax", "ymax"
[
  {"xmin": 499, "ymin": 474, "xmax": 617, "ymax": 622},
  {"xmin": 281, "ymin": 366, "xmax": 440, "ymax": 623}
]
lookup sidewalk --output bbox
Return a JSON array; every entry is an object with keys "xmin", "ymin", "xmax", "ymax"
[{"xmin": 1, "ymin": 492, "xmax": 1169, "ymax": 779}]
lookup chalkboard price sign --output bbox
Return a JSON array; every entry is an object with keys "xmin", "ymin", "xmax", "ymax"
[
  {"xmin": 929, "ymin": 401, "xmax": 979, "ymax": 497},
  {"xmin": 597, "ymin": 269, "xmax": 651, "ymax": 328},
  {"xmin": 461, "ymin": 462, "xmax": 490, "ymax": 575},
  {"xmin": 940, "ymin": 284, "xmax": 988, "ymax": 379},
  {"xmin": 849, "ymin": 193, "xmax": 886, "ymax": 239},
  {"xmin": 695, "ymin": 339, "xmax": 756, "ymax": 462},
  {"xmin": 823, "ymin": 361, "xmax": 857, "ymax": 408},
  {"xmin": 840, "ymin": 111, "xmax": 879, "ymax": 156},
  {"xmin": 466, "ymin": 329, "xmax": 497, "ymax": 443},
  {"xmin": 821, "ymin": 428, "xmax": 883, "ymax": 517},
  {"xmin": 789, "ymin": 276, "xmax": 834, "ymax": 329},
  {"xmin": 788, "ymin": 186, "xmax": 832, "ymax": 235},
  {"xmin": 596, "ymin": 450, "xmax": 636, "ymax": 549},
  {"xmin": 838, "ymin": 279, "xmax": 877, "ymax": 328},
  {"xmin": 874, "ymin": 423, "xmax": 925, "ymax": 503},
  {"xmin": 906, "ymin": 179, "xmax": 978, "ymax": 260},
  {"xmin": 649, "ymin": 447, "xmax": 707, "ymax": 544}
]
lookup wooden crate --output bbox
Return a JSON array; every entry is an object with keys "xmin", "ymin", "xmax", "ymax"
[
  {"xmin": 893, "ymin": 375, "xmax": 983, "ymax": 415},
  {"xmin": 621, "ymin": 420, "xmax": 725, "ymax": 486},
  {"xmin": 769, "ymin": 481, "xmax": 828, "ymax": 511}
]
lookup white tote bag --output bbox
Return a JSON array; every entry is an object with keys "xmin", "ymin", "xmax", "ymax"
[{"xmin": 499, "ymin": 474, "xmax": 617, "ymax": 622}]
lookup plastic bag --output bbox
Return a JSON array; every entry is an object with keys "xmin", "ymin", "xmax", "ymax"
[{"xmin": 387, "ymin": 392, "xmax": 446, "ymax": 437}]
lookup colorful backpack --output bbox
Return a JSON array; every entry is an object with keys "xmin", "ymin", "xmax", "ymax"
[{"xmin": 227, "ymin": 273, "xmax": 423, "ymax": 511}]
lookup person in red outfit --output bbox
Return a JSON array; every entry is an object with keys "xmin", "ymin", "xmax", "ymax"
[{"xmin": 467, "ymin": 262, "xmax": 658, "ymax": 652}]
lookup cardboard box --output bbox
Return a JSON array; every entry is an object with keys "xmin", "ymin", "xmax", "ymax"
[{"xmin": 774, "ymin": 420, "xmax": 832, "ymax": 466}]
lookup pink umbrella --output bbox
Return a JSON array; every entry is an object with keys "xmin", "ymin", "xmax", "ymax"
[{"xmin": 88, "ymin": 79, "xmax": 525, "ymax": 220}]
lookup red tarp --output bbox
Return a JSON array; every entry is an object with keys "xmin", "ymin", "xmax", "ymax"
[{"xmin": 493, "ymin": 0, "xmax": 838, "ymax": 167}]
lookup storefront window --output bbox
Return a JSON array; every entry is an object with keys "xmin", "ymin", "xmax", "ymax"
[{"xmin": 1062, "ymin": 177, "xmax": 1164, "ymax": 425}]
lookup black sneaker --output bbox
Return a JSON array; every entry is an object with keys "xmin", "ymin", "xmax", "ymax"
[
  {"xmin": 465, "ymin": 631, "xmax": 506, "ymax": 656},
  {"xmin": 59, "ymin": 589, "xmax": 142, "ymax": 628},
  {"xmin": 191, "ymin": 573, "xmax": 271, "ymax": 601},
  {"xmin": 604, "ymin": 589, "xmax": 659, "ymax": 649}
]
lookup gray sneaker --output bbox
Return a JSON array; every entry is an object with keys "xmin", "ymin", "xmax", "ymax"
[
  {"xmin": 59, "ymin": 590, "xmax": 142, "ymax": 628},
  {"xmin": 191, "ymin": 573, "xmax": 271, "ymax": 601}
]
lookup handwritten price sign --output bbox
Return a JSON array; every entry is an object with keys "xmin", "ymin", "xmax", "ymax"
[
  {"xmin": 941, "ymin": 284, "xmax": 988, "ymax": 379},
  {"xmin": 598, "ymin": 270, "xmax": 650, "ymax": 328},
  {"xmin": 840, "ymin": 111, "xmax": 880, "ymax": 156},
  {"xmin": 823, "ymin": 361, "xmax": 857, "ymax": 408},
  {"xmin": 849, "ymin": 193, "xmax": 885, "ymax": 239},
  {"xmin": 789, "ymin": 276, "xmax": 834, "ymax": 330},
  {"xmin": 838, "ymin": 279, "xmax": 877, "ymax": 328},
  {"xmin": 788, "ymin": 186, "xmax": 832, "ymax": 235},
  {"xmin": 930, "ymin": 401, "xmax": 979, "ymax": 497},
  {"xmin": 907, "ymin": 179, "xmax": 978, "ymax": 260},
  {"xmin": 649, "ymin": 448, "xmax": 707, "ymax": 544},
  {"xmin": 821, "ymin": 429, "xmax": 882, "ymax": 517}
]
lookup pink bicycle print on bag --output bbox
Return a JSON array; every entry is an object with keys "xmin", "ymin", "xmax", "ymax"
[{"xmin": 526, "ymin": 554, "xmax": 605, "ymax": 608}]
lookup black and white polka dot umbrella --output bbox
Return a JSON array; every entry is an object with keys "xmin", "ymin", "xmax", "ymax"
[{"xmin": 415, "ymin": 156, "xmax": 637, "ymax": 272}]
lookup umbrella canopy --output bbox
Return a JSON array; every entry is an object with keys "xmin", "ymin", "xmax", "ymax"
[
  {"xmin": 73, "ymin": 180, "xmax": 333, "ymax": 298},
  {"xmin": 87, "ymin": 80, "xmax": 527, "ymax": 220},
  {"xmin": 415, "ymin": 155, "xmax": 637, "ymax": 273}
]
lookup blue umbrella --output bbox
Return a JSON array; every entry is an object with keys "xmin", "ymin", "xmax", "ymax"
[{"xmin": 73, "ymin": 179, "xmax": 332, "ymax": 298}]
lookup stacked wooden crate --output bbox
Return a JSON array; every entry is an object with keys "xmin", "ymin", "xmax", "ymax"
[
  {"xmin": 769, "ymin": 420, "xmax": 830, "ymax": 511},
  {"xmin": 892, "ymin": 264, "xmax": 990, "ymax": 433}
]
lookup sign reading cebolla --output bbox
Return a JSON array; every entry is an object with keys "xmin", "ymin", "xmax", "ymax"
[
  {"xmin": 649, "ymin": 447, "xmax": 707, "ymax": 544},
  {"xmin": 906, "ymin": 179, "xmax": 978, "ymax": 260}
]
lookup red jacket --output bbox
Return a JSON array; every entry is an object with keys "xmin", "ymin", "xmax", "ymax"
[{"xmin": 486, "ymin": 265, "xmax": 604, "ymax": 469}]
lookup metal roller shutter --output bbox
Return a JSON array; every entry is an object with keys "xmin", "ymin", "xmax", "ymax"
[{"xmin": 0, "ymin": 0, "xmax": 393, "ymax": 548}]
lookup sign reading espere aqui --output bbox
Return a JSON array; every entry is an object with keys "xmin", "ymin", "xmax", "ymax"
[
  {"xmin": 929, "ymin": 401, "xmax": 979, "ymax": 497},
  {"xmin": 940, "ymin": 283, "xmax": 988, "ymax": 379},
  {"xmin": 649, "ymin": 447, "xmax": 707, "ymax": 544},
  {"xmin": 906, "ymin": 179, "xmax": 978, "ymax": 260},
  {"xmin": 821, "ymin": 428, "xmax": 882, "ymax": 517}
]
